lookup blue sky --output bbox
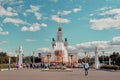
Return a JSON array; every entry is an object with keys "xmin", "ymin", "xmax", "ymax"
[{"xmin": 0, "ymin": 0, "xmax": 120, "ymax": 56}]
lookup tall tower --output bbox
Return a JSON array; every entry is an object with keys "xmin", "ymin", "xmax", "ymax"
[{"xmin": 51, "ymin": 15, "xmax": 69, "ymax": 63}]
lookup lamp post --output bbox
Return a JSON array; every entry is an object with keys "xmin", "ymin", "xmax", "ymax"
[
  {"xmin": 29, "ymin": 55, "xmax": 31, "ymax": 63},
  {"xmin": 85, "ymin": 51, "xmax": 87, "ymax": 63},
  {"xmin": 102, "ymin": 51, "xmax": 105, "ymax": 65},
  {"xmin": 7, "ymin": 52, "xmax": 13, "ymax": 71},
  {"xmin": 22, "ymin": 54, "xmax": 24, "ymax": 63},
  {"xmin": 69, "ymin": 54, "xmax": 73, "ymax": 68},
  {"xmin": 15, "ymin": 50, "xmax": 18, "ymax": 64},
  {"xmin": 47, "ymin": 53, "xmax": 51, "ymax": 64},
  {"xmin": 33, "ymin": 51, "xmax": 35, "ymax": 63},
  {"xmin": 8, "ymin": 56, "xmax": 11, "ymax": 71},
  {"xmin": 109, "ymin": 55, "xmax": 111, "ymax": 65}
]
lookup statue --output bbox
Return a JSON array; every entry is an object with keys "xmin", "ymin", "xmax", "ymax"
[{"xmin": 18, "ymin": 46, "xmax": 23, "ymax": 68}]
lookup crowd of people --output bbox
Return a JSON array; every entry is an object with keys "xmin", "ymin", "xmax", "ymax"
[
  {"xmin": 15, "ymin": 63, "xmax": 54, "ymax": 69},
  {"xmin": 15, "ymin": 62, "xmax": 90, "ymax": 76}
]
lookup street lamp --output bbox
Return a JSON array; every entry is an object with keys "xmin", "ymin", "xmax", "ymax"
[
  {"xmin": 69, "ymin": 54, "xmax": 73, "ymax": 68},
  {"xmin": 22, "ymin": 54, "xmax": 24, "ymax": 63},
  {"xmin": 47, "ymin": 53, "xmax": 51, "ymax": 64},
  {"xmin": 7, "ymin": 53, "xmax": 12, "ymax": 71},
  {"xmin": 29, "ymin": 55, "xmax": 31, "ymax": 63},
  {"xmin": 33, "ymin": 51, "xmax": 35, "ymax": 63},
  {"xmin": 15, "ymin": 50, "xmax": 18, "ymax": 64},
  {"xmin": 8, "ymin": 56, "xmax": 11, "ymax": 71},
  {"xmin": 85, "ymin": 51, "xmax": 87, "ymax": 63},
  {"xmin": 102, "ymin": 51, "xmax": 105, "ymax": 65},
  {"xmin": 109, "ymin": 55, "xmax": 111, "ymax": 65}
]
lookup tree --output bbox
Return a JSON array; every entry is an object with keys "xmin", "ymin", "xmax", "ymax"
[
  {"xmin": 99, "ymin": 56, "xmax": 109, "ymax": 64},
  {"xmin": 0, "ymin": 52, "xmax": 8, "ymax": 64},
  {"xmin": 78, "ymin": 57, "xmax": 94, "ymax": 66},
  {"xmin": 110, "ymin": 52, "xmax": 119, "ymax": 65},
  {"xmin": 0, "ymin": 52, "xmax": 17, "ymax": 64}
]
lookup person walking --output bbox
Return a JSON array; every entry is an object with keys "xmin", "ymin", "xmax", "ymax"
[
  {"xmin": 16, "ymin": 63, "xmax": 19, "ymax": 70},
  {"xmin": 83, "ymin": 62, "xmax": 89, "ymax": 76}
]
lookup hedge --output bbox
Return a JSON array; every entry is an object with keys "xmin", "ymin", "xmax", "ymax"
[
  {"xmin": 100, "ymin": 65, "xmax": 120, "ymax": 70},
  {"xmin": 0, "ymin": 64, "xmax": 15, "ymax": 70}
]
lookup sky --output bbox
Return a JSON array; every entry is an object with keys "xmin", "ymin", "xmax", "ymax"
[{"xmin": 0, "ymin": 0, "xmax": 120, "ymax": 56}]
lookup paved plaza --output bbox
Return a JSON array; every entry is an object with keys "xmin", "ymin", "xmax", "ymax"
[{"xmin": 0, "ymin": 68, "xmax": 120, "ymax": 80}]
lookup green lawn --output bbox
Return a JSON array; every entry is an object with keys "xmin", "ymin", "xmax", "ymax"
[{"xmin": 0, "ymin": 64, "xmax": 15, "ymax": 70}]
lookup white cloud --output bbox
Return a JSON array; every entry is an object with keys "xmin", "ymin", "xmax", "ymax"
[
  {"xmin": 59, "ymin": 10, "xmax": 72, "ymax": 15},
  {"xmin": 75, "ymin": 36, "xmax": 120, "ymax": 52},
  {"xmin": 73, "ymin": 7, "xmax": 81, "ymax": 13},
  {"xmin": 76, "ymin": 41, "xmax": 110, "ymax": 52},
  {"xmin": 0, "ymin": 6, "xmax": 18, "ymax": 16},
  {"xmin": 51, "ymin": 15, "xmax": 70, "ymax": 23},
  {"xmin": 99, "ymin": 8, "xmax": 120, "ymax": 15},
  {"xmin": 21, "ymin": 23, "xmax": 47, "ymax": 32},
  {"xmin": 0, "ymin": 0, "xmax": 23, "ymax": 5},
  {"xmin": 57, "ymin": 7, "xmax": 81, "ymax": 16},
  {"xmin": 7, "ymin": 51, "xmax": 16, "ymax": 57},
  {"xmin": 0, "ymin": 41, "xmax": 8, "ymax": 44},
  {"xmin": 26, "ymin": 5, "xmax": 42, "ymax": 20},
  {"xmin": 68, "ymin": 46, "xmax": 79, "ymax": 54},
  {"xmin": 35, "ymin": 12, "xmax": 42, "ymax": 20},
  {"xmin": 21, "ymin": 23, "xmax": 40, "ymax": 32},
  {"xmin": 0, "ymin": 27, "xmax": 9, "ymax": 35},
  {"xmin": 89, "ymin": 14, "xmax": 94, "ymax": 16},
  {"xmin": 90, "ymin": 8, "xmax": 120, "ymax": 30},
  {"xmin": 99, "ymin": 7, "xmax": 112, "ymax": 11},
  {"xmin": 49, "ymin": 0, "xmax": 58, "ymax": 3},
  {"xmin": 0, "ymin": 31, "xmax": 9, "ymax": 35},
  {"xmin": 37, "ymin": 47, "xmax": 52, "ymax": 53},
  {"xmin": 3, "ymin": 17, "xmax": 28, "ymax": 25},
  {"xmin": 90, "ymin": 18, "xmax": 119, "ymax": 30},
  {"xmin": 112, "ymin": 36, "xmax": 120, "ymax": 42},
  {"xmin": 0, "ymin": 48, "xmax": 3, "ymax": 52},
  {"xmin": 30, "ymin": 5, "xmax": 39, "ymax": 12},
  {"xmin": 41, "ymin": 23, "xmax": 47, "ymax": 27},
  {"xmin": 111, "ymin": 36, "xmax": 120, "ymax": 45},
  {"xmin": 25, "ymin": 39, "xmax": 36, "ymax": 42},
  {"xmin": 23, "ymin": 12, "xmax": 27, "ymax": 16}
]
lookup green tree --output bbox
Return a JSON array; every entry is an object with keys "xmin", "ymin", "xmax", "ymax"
[
  {"xmin": 110, "ymin": 52, "xmax": 119, "ymax": 65},
  {"xmin": 99, "ymin": 56, "xmax": 109, "ymax": 64},
  {"xmin": 0, "ymin": 52, "xmax": 8, "ymax": 64}
]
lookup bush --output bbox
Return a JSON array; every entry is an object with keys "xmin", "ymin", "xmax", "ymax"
[{"xmin": 100, "ymin": 65, "xmax": 119, "ymax": 70}]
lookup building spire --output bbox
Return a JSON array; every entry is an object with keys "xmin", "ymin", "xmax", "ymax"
[
  {"xmin": 58, "ymin": 14, "xmax": 62, "ymax": 31},
  {"xmin": 57, "ymin": 14, "xmax": 63, "ymax": 42},
  {"xmin": 58, "ymin": 14, "xmax": 62, "ymax": 27}
]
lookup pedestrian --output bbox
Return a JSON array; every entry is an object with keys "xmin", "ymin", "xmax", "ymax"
[
  {"xmin": 16, "ymin": 63, "xmax": 19, "ymax": 70},
  {"xmin": 83, "ymin": 62, "xmax": 89, "ymax": 76}
]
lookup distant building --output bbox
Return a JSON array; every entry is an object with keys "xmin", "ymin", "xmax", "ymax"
[
  {"xmin": 51, "ymin": 26, "xmax": 69, "ymax": 63},
  {"xmin": 41, "ymin": 15, "xmax": 78, "ymax": 66}
]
